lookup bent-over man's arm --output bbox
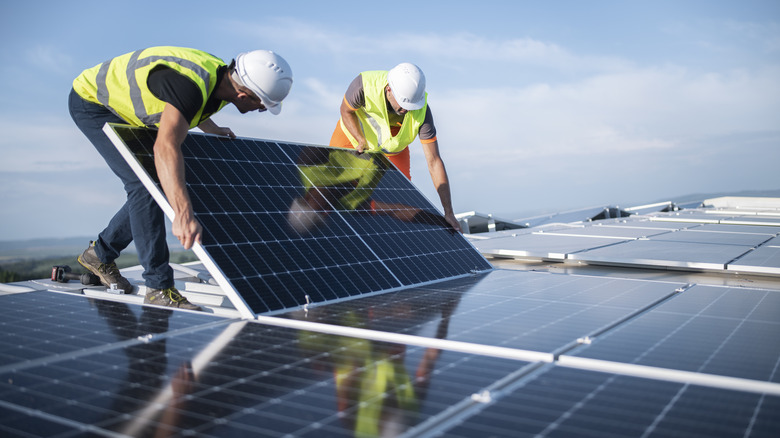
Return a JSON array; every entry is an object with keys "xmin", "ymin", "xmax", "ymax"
[{"xmin": 155, "ymin": 103, "xmax": 202, "ymax": 249}]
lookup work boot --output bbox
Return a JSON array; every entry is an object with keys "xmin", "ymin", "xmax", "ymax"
[
  {"xmin": 78, "ymin": 242, "xmax": 134, "ymax": 294},
  {"xmin": 144, "ymin": 287, "xmax": 202, "ymax": 311}
]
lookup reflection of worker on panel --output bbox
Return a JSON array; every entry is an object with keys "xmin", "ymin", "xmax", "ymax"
[
  {"xmin": 287, "ymin": 147, "xmax": 451, "ymax": 235},
  {"xmin": 297, "ymin": 292, "xmax": 461, "ymax": 436}
]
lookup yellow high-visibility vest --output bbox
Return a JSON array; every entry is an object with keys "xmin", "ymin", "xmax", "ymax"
[
  {"xmin": 340, "ymin": 70, "xmax": 427, "ymax": 155},
  {"xmin": 73, "ymin": 46, "xmax": 227, "ymax": 128}
]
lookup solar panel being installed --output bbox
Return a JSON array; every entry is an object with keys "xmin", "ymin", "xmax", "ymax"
[{"xmin": 104, "ymin": 124, "xmax": 491, "ymax": 316}]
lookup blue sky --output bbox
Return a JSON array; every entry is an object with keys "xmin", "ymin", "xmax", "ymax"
[{"xmin": 1, "ymin": 0, "xmax": 778, "ymax": 241}]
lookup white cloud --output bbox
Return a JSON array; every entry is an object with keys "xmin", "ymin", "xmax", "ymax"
[
  {"xmin": 25, "ymin": 45, "xmax": 74, "ymax": 75},
  {"xmin": 431, "ymin": 64, "xmax": 780, "ymax": 165},
  {"xmin": 0, "ymin": 114, "xmax": 105, "ymax": 172},
  {"xmin": 0, "ymin": 167, "xmax": 126, "ymax": 240},
  {"xmin": 723, "ymin": 20, "xmax": 780, "ymax": 53},
  {"xmin": 230, "ymin": 18, "xmax": 631, "ymax": 75},
  {"xmin": 300, "ymin": 77, "xmax": 343, "ymax": 110},
  {"xmin": 408, "ymin": 59, "xmax": 780, "ymax": 215}
]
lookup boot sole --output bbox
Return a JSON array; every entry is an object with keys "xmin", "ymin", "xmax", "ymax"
[{"xmin": 77, "ymin": 255, "xmax": 134, "ymax": 294}]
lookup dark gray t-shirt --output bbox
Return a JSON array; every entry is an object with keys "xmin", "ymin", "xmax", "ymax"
[{"xmin": 146, "ymin": 65, "xmax": 227, "ymax": 124}]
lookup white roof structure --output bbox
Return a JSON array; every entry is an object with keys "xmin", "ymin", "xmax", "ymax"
[{"xmin": 470, "ymin": 196, "xmax": 780, "ymax": 277}]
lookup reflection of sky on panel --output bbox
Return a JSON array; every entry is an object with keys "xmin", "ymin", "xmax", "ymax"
[
  {"xmin": 570, "ymin": 239, "xmax": 755, "ymax": 270},
  {"xmin": 280, "ymin": 269, "xmax": 684, "ymax": 353},
  {"xmin": 0, "ymin": 292, "xmax": 527, "ymax": 437},
  {"xmin": 573, "ymin": 284, "xmax": 780, "ymax": 381},
  {"xmin": 443, "ymin": 366, "xmax": 780, "ymax": 438},
  {"xmin": 0, "ymin": 291, "xmax": 213, "ymax": 366}
]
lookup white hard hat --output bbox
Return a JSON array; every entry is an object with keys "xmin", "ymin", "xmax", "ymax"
[
  {"xmin": 387, "ymin": 62, "xmax": 426, "ymax": 111},
  {"xmin": 234, "ymin": 50, "xmax": 293, "ymax": 115}
]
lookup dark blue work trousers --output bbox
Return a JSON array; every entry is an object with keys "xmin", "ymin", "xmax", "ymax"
[{"xmin": 68, "ymin": 89, "xmax": 173, "ymax": 289}]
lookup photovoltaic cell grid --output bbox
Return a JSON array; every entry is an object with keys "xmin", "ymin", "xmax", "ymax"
[
  {"xmin": 0, "ymin": 292, "xmax": 528, "ymax": 437},
  {"xmin": 571, "ymin": 283, "xmax": 780, "ymax": 382},
  {"xmin": 0, "ymin": 289, "xmax": 210, "ymax": 367},
  {"xmin": 472, "ymin": 213, "xmax": 780, "ymax": 275},
  {"xmin": 279, "ymin": 269, "xmax": 686, "ymax": 354},
  {"xmin": 106, "ymin": 124, "xmax": 490, "ymax": 315},
  {"xmin": 4, "ymin": 276, "xmax": 780, "ymax": 437},
  {"xmin": 437, "ymin": 366, "xmax": 780, "ymax": 438}
]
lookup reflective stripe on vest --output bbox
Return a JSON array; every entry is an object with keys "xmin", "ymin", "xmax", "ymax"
[
  {"xmin": 340, "ymin": 70, "xmax": 427, "ymax": 155},
  {"xmin": 73, "ymin": 47, "xmax": 224, "ymax": 128}
]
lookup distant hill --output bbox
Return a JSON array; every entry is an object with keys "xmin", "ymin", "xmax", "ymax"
[
  {"xmin": 0, "ymin": 236, "xmax": 186, "ymax": 262},
  {"xmin": 0, "ymin": 236, "xmax": 195, "ymax": 283}
]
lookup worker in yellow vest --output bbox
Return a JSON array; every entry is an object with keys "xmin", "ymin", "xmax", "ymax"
[
  {"xmin": 329, "ymin": 63, "xmax": 461, "ymax": 232},
  {"xmin": 69, "ymin": 46, "xmax": 293, "ymax": 309}
]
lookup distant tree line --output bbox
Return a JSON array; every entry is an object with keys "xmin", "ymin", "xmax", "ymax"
[{"xmin": 0, "ymin": 269, "xmax": 19, "ymax": 283}]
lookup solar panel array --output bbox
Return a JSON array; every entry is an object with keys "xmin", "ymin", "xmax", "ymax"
[
  {"xmin": 472, "ymin": 210, "xmax": 780, "ymax": 275},
  {"xmin": 105, "ymin": 124, "xmax": 490, "ymax": 316},
  {"xmin": 2, "ymin": 271, "xmax": 779, "ymax": 436},
  {"xmin": 0, "ymin": 290, "xmax": 534, "ymax": 437},
  {"xmin": 1, "ymin": 126, "xmax": 778, "ymax": 436}
]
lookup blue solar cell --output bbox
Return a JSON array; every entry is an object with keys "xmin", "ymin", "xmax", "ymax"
[
  {"xmin": 574, "ymin": 284, "xmax": 780, "ymax": 382},
  {"xmin": 438, "ymin": 366, "xmax": 779, "ymax": 438},
  {"xmin": 0, "ymin": 292, "xmax": 525, "ymax": 437}
]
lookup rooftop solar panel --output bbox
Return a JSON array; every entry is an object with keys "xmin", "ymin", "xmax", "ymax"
[
  {"xmin": 529, "ymin": 225, "xmax": 673, "ymax": 239},
  {"xmin": 474, "ymin": 232, "xmax": 630, "ymax": 261},
  {"xmin": 569, "ymin": 239, "xmax": 760, "ymax": 271},
  {"xmin": 3, "ymin": 274, "xmax": 779, "ymax": 436},
  {"xmin": 648, "ymin": 229, "xmax": 774, "ymax": 246},
  {"xmin": 434, "ymin": 366, "xmax": 780, "ymax": 438},
  {"xmin": 728, "ymin": 237, "xmax": 780, "ymax": 275},
  {"xmin": 104, "ymin": 124, "xmax": 491, "ymax": 316},
  {"xmin": 692, "ymin": 223, "xmax": 780, "ymax": 235},
  {"xmin": 571, "ymin": 284, "xmax": 780, "ymax": 382},
  {"xmin": 278, "ymin": 269, "xmax": 685, "ymax": 354},
  {"xmin": 0, "ymin": 292, "xmax": 529, "ymax": 437},
  {"xmin": 471, "ymin": 213, "xmax": 780, "ymax": 276},
  {"xmin": 650, "ymin": 210, "xmax": 780, "ymax": 228},
  {"xmin": 605, "ymin": 220, "xmax": 689, "ymax": 230}
]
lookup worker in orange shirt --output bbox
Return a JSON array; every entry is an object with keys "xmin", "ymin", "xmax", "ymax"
[{"xmin": 329, "ymin": 63, "xmax": 461, "ymax": 232}]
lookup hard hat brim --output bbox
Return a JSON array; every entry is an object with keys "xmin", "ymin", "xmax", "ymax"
[
  {"xmin": 389, "ymin": 88, "xmax": 425, "ymax": 111},
  {"xmin": 265, "ymin": 101, "xmax": 282, "ymax": 115},
  {"xmin": 398, "ymin": 98, "xmax": 424, "ymax": 111}
]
